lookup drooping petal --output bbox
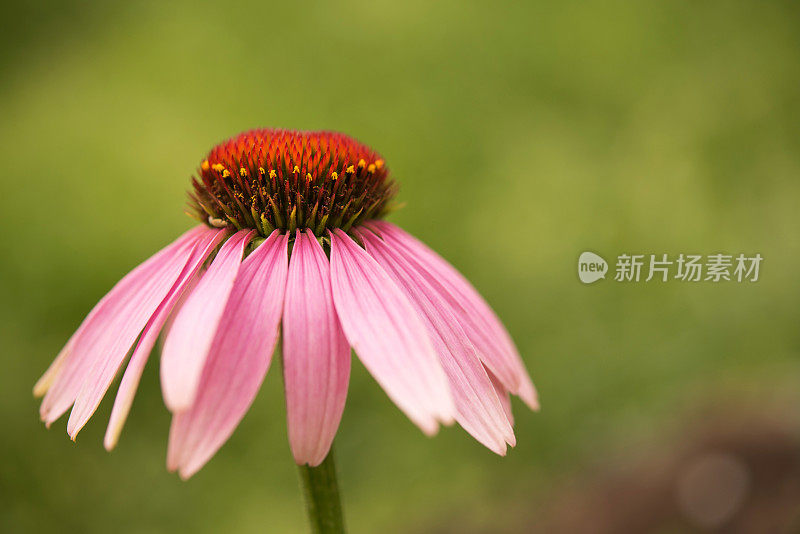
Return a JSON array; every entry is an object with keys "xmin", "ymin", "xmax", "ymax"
[
  {"xmin": 65, "ymin": 228, "xmax": 226, "ymax": 439},
  {"xmin": 283, "ymin": 230, "xmax": 350, "ymax": 466},
  {"xmin": 67, "ymin": 228, "xmax": 227, "ymax": 439},
  {"xmin": 358, "ymin": 228, "xmax": 514, "ymax": 454},
  {"xmin": 368, "ymin": 221, "xmax": 539, "ymax": 410},
  {"xmin": 160, "ymin": 229, "xmax": 255, "ymax": 413},
  {"xmin": 329, "ymin": 229, "xmax": 453, "ymax": 435},
  {"xmin": 160, "ymin": 267, "xmax": 201, "ymax": 342},
  {"xmin": 487, "ymin": 367, "xmax": 514, "ymax": 426},
  {"xmin": 167, "ymin": 232, "xmax": 288, "ymax": 479},
  {"xmin": 39, "ymin": 226, "xmax": 207, "ymax": 426},
  {"xmin": 34, "ymin": 342, "xmax": 71, "ymax": 398},
  {"xmin": 103, "ymin": 228, "xmax": 228, "ymax": 450}
]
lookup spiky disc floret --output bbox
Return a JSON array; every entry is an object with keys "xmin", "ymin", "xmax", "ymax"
[{"xmin": 188, "ymin": 129, "xmax": 397, "ymax": 236}]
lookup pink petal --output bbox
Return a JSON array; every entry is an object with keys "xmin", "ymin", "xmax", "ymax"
[
  {"xmin": 160, "ymin": 267, "xmax": 201, "ymax": 342},
  {"xmin": 487, "ymin": 367, "xmax": 514, "ymax": 426},
  {"xmin": 160, "ymin": 229, "xmax": 255, "ymax": 413},
  {"xmin": 103, "ymin": 228, "xmax": 228, "ymax": 450},
  {"xmin": 368, "ymin": 221, "xmax": 539, "ymax": 411},
  {"xmin": 168, "ymin": 232, "xmax": 288, "ymax": 479},
  {"xmin": 283, "ymin": 230, "xmax": 351, "ymax": 466},
  {"xmin": 358, "ymin": 228, "xmax": 514, "ymax": 454},
  {"xmin": 34, "ymin": 342, "xmax": 71, "ymax": 398},
  {"xmin": 39, "ymin": 226, "xmax": 207, "ymax": 426},
  {"xmin": 67, "ymin": 228, "xmax": 226, "ymax": 439},
  {"xmin": 329, "ymin": 229, "xmax": 454, "ymax": 435}
]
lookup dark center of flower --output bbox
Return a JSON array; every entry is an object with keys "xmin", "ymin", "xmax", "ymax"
[{"xmin": 188, "ymin": 129, "xmax": 398, "ymax": 236}]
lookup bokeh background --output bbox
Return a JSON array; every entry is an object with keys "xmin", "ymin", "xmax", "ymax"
[{"xmin": 2, "ymin": 1, "xmax": 799, "ymax": 532}]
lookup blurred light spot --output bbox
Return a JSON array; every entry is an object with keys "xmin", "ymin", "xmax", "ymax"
[{"xmin": 676, "ymin": 451, "xmax": 750, "ymax": 529}]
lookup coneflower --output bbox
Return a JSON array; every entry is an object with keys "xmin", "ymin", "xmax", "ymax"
[{"xmin": 35, "ymin": 128, "xmax": 538, "ymax": 532}]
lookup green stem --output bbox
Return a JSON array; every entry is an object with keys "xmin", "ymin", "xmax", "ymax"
[{"xmin": 297, "ymin": 448, "xmax": 346, "ymax": 534}]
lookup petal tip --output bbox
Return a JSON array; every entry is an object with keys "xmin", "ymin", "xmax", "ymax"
[
  {"xmin": 297, "ymin": 456, "xmax": 323, "ymax": 468},
  {"xmin": 161, "ymin": 387, "xmax": 195, "ymax": 415},
  {"xmin": 481, "ymin": 435, "xmax": 508, "ymax": 456},
  {"xmin": 166, "ymin": 453, "xmax": 180, "ymax": 473},
  {"xmin": 103, "ymin": 422, "xmax": 122, "ymax": 451},
  {"xmin": 505, "ymin": 432, "xmax": 517, "ymax": 448},
  {"xmin": 66, "ymin": 419, "xmax": 80, "ymax": 441},
  {"xmin": 177, "ymin": 460, "xmax": 203, "ymax": 480},
  {"xmin": 32, "ymin": 383, "xmax": 47, "ymax": 399},
  {"xmin": 420, "ymin": 420, "xmax": 440, "ymax": 437},
  {"xmin": 522, "ymin": 392, "xmax": 541, "ymax": 412}
]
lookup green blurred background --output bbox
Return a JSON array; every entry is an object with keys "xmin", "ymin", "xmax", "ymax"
[{"xmin": 2, "ymin": 1, "xmax": 799, "ymax": 532}]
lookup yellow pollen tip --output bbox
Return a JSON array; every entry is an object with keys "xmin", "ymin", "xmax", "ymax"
[
  {"xmin": 201, "ymin": 160, "xmax": 210, "ymax": 171},
  {"xmin": 367, "ymin": 163, "xmax": 376, "ymax": 173},
  {"xmin": 258, "ymin": 167, "xmax": 266, "ymax": 175},
  {"xmin": 211, "ymin": 163, "xmax": 225, "ymax": 172},
  {"xmin": 222, "ymin": 169, "xmax": 231, "ymax": 178},
  {"xmin": 375, "ymin": 159, "xmax": 384, "ymax": 169},
  {"xmin": 358, "ymin": 159, "xmax": 366, "ymax": 168},
  {"xmin": 293, "ymin": 165, "xmax": 300, "ymax": 174},
  {"xmin": 346, "ymin": 165, "xmax": 355, "ymax": 174},
  {"xmin": 269, "ymin": 169, "xmax": 277, "ymax": 178},
  {"xmin": 331, "ymin": 171, "xmax": 338, "ymax": 180},
  {"xmin": 306, "ymin": 173, "xmax": 313, "ymax": 181},
  {"xmin": 239, "ymin": 167, "xmax": 247, "ymax": 177}
]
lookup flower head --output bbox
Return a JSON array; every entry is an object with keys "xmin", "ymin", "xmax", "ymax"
[
  {"xmin": 36, "ymin": 129, "xmax": 538, "ymax": 479},
  {"xmin": 189, "ymin": 129, "xmax": 395, "ymax": 235}
]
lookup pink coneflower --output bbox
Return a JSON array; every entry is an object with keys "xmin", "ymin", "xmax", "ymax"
[{"xmin": 35, "ymin": 129, "xmax": 538, "ymax": 486}]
